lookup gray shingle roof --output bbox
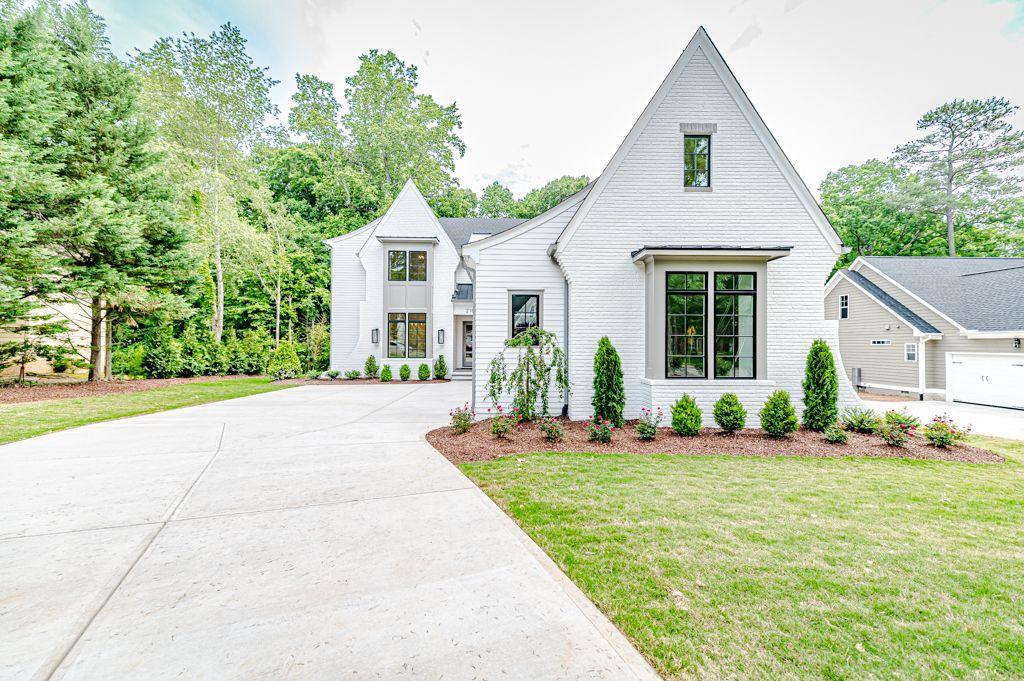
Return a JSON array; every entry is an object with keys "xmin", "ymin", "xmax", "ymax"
[
  {"xmin": 861, "ymin": 257, "xmax": 1024, "ymax": 332},
  {"xmin": 452, "ymin": 283, "xmax": 473, "ymax": 300},
  {"xmin": 843, "ymin": 270, "xmax": 941, "ymax": 334},
  {"xmin": 438, "ymin": 218, "xmax": 526, "ymax": 249}
]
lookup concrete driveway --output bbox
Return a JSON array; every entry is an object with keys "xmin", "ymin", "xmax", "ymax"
[
  {"xmin": 861, "ymin": 398, "xmax": 1024, "ymax": 440},
  {"xmin": 1, "ymin": 382, "xmax": 656, "ymax": 680}
]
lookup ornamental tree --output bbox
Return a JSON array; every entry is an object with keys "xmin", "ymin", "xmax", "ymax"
[
  {"xmin": 592, "ymin": 336, "xmax": 625, "ymax": 427},
  {"xmin": 485, "ymin": 326, "xmax": 568, "ymax": 420},
  {"xmin": 802, "ymin": 339, "xmax": 838, "ymax": 431}
]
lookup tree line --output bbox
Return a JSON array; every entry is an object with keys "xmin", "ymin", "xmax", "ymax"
[{"xmin": 2, "ymin": 1, "xmax": 1021, "ymax": 382}]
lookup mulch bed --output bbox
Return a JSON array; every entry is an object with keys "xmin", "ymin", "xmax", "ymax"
[
  {"xmin": 426, "ymin": 417, "xmax": 1004, "ymax": 465},
  {"xmin": 0, "ymin": 375, "xmax": 258, "ymax": 405},
  {"xmin": 278, "ymin": 378, "xmax": 451, "ymax": 386}
]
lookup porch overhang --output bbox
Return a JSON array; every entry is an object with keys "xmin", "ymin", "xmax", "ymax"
[
  {"xmin": 631, "ymin": 245, "xmax": 793, "ymax": 263},
  {"xmin": 375, "ymin": 236, "xmax": 440, "ymax": 244}
]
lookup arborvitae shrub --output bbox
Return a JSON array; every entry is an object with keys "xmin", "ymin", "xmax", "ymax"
[
  {"xmin": 418, "ymin": 363, "xmax": 430, "ymax": 380},
  {"xmin": 592, "ymin": 336, "xmax": 625, "ymax": 427},
  {"xmin": 141, "ymin": 331, "xmax": 182, "ymax": 378},
  {"xmin": 364, "ymin": 354, "xmax": 379, "ymax": 378},
  {"xmin": 399, "ymin": 364, "xmax": 411, "ymax": 381},
  {"xmin": 713, "ymin": 393, "xmax": 747, "ymax": 433},
  {"xmin": 802, "ymin": 339, "xmax": 838, "ymax": 431},
  {"xmin": 671, "ymin": 394, "xmax": 702, "ymax": 436},
  {"xmin": 380, "ymin": 364, "xmax": 392, "ymax": 382},
  {"xmin": 433, "ymin": 353, "xmax": 448, "ymax": 379}
]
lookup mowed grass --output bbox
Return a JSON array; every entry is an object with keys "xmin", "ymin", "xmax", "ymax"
[
  {"xmin": 461, "ymin": 436, "xmax": 1024, "ymax": 680},
  {"xmin": 0, "ymin": 377, "xmax": 288, "ymax": 444}
]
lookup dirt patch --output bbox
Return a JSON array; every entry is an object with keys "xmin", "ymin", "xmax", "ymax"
[
  {"xmin": 426, "ymin": 418, "xmax": 1003, "ymax": 465},
  {"xmin": 278, "ymin": 378, "xmax": 451, "ymax": 386},
  {"xmin": 857, "ymin": 390, "xmax": 915, "ymax": 403},
  {"xmin": 0, "ymin": 375, "xmax": 260, "ymax": 405}
]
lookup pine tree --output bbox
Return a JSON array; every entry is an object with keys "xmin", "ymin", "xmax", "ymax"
[{"xmin": 592, "ymin": 336, "xmax": 625, "ymax": 427}]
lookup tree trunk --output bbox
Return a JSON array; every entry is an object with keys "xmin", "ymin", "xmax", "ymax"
[
  {"xmin": 946, "ymin": 143, "xmax": 956, "ymax": 257},
  {"xmin": 104, "ymin": 306, "xmax": 113, "ymax": 381},
  {"xmin": 212, "ymin": 146, "xmax": 225, "ymax": 342},
  {"xmin": 88, "ymin": 296, "xmax": 102, "ymax": 382},
  {"xmin": 274, "ymin": 276, "xmax": 281, "ymax": 348}
]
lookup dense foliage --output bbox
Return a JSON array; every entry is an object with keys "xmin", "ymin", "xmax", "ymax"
[
  {"xmin": 802, "ymin": 340, "xmax": 838, "ymax": 431},
  {"xmin": 671, "ymin": 394, "xmax": 703, "ymax": 436},
  {"xmin": 591, "ymin": 336, "xmax": 625, "ymax": 427},
  {"xmin": 759, "ymin": 390, "xmax": 798, "ymax": 439},
  {"xmin": 713, "ymin": 393, "xmax": 747, "ymax": 433},
  {"xmin": 486, "ymin": 327, "xmax": 569, "ymax": 420}
]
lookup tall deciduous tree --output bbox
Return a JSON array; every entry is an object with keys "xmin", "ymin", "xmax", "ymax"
[
  {"xmin": 894, "ymin": 98, "xmax": 1024, "ymax": 256},
  {"xmin": 479, "ymin": 181, "xmax": 516, "ymax": 218},
  {"xmin": 343, "ymin": 49, "xmax": 465, "ymax": 202},
  {"xmin": 515, "ymin": 175, "xmax": 589, "ymax": 219},
  {"xmin": 134, "ymin": 23, "xmax": 278, "ymax": 341}
]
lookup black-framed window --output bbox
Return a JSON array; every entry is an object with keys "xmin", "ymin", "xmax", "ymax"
[
  {"xmin": 409, "ymin": 251, "xmax": 427, "ymax": 281},
  {"xmin": 387, "ymin": 312, "xmax": 407, "ymax": 358},
  {"xmin": 839, "ymin": 294, "xmax": 849, "ymax": 319},
  {"xmin": 388, "ymin": 311, "xmax": 427, "ymax": 358},
  {"xmin": 510, "ymin": 293, "xmax": 540, "ymax": 338},
  {"xmin": 388, "ymin": 251, "xmax": 406, "ymax": 281},
  {"xmin": 388, "ymin": 250, "xmax": 426, "ymax": 281},
  {"xmin": 408, "ymin": 313, "xmax": 426, "ymax": 358},
  {"xmin": 684, "ymin": 135, "xmax": 710, "ymax": 188},
  {"xmin": 666, "ymin": 273, "xmax": 706, "ymax": 378},
  {"xmin": 714, "ymin": 273, "xmax": 755, "ymax": 378}
]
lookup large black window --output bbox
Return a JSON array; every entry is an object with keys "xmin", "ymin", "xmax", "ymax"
[
  {"xmin": 510, "ymin": 293, "xmax": 540, "ymax": 338},
  {"xmin": 388, "ymin": 250, "xmax": 427, "ymax": 281},
  {"xmin": 408, "ymin": 313, "xmax": 427, "ymax": 358},
  {"xmin": 387, "ymin": 313, "xmax": 407, "ymax": 358},
  {"xmin": 666, "ymin": 273, "xmax": 706, "ymax": 378},
  {"xmin": 388, "ymin": 312, "xmax": 428, "ymax": 358},
  {"xmin": 714, "ymin": 273, "xmax": 755, "ymax": 378},
  {"xmin": 683, "ymin": 135, "xmax": 710, "ymax": 188}
]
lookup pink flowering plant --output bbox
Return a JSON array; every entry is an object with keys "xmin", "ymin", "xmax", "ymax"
[
  {"xmin": 489, "ymin": 404, "xmax": 522, "ymax": 439},
  {"xmin": 879, "ymin": 410, "xmax": 918, "ymax": 447},
  {"xmin": 537, "ymin": 416, "xmax": 564, "ymax": 442},
  {"xmin": 587, "ymin": 415, "xmax": 615, "ymax": 443},
  {"xmin": 923, "ymin": 414, "xmax": 970, "ymax": 448},
  {"xmin": 635, "ymin": 406, "xmax": 663, "ymax": 441},
  {"xmin": 449, "ymin": 403, "xmax": 475, "ymax": 435}
]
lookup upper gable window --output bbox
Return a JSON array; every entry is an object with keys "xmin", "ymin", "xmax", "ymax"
[
  {"xmin": 839, "ymin": 294, "xmax": 849, "ymax": 319},
  {"xmin": 388, "ymin": 250, "xmax": 427, "ymax": 281},
  {"xmin": 683, "ymin": 135, "xmax": 711, "ymax": 188}
]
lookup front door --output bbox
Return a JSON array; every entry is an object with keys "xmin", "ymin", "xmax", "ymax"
[{"xmin": 462, "ymin": 321, "xmax": 474, "ymax": 368}]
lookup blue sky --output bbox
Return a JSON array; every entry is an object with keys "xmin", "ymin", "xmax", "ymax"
[{"xmin": 92, "ymin": 0, "xmax": 1024, "ymax": 197}]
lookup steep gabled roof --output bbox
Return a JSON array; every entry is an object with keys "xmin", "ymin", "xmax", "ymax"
[
  {"xmin": 555, "ymin": 27, "xmax": 843, "ymax": 256},
  {"xmin": 861, "ymin": 256, "xmax": 1024, "ymax": 332},
  {"xmin": 840, "ymin": 269, "xmax": 941, "ymax": 335}
]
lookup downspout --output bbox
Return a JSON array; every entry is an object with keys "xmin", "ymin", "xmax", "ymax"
[{"xmin": 563, "ymin": 276, "xmax": 570, "ymax": 417}]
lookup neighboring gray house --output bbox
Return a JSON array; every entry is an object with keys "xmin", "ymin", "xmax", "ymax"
[
  {"xmin": 826, "ymin": 256, "xmax": 1024, "ymax": 409},
  {"xmin": 329, "ymin": 27, "xmax": 860, "ymax": 425}
]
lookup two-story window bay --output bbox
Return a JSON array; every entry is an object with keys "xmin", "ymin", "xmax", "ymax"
[{"xmin": 325, "ymin": 27, "xmax": 856, "ymax": 422}]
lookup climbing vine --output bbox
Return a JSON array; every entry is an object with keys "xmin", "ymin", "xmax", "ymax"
[{"xmin": 485, "ymin": 326, "xmax": 569, "ymax": 420}]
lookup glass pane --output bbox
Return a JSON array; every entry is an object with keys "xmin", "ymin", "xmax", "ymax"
[
  {"xmin": 715, "ymin": 274, "xmax": 734, "ymax": 291},
  {"xmin": 408, "ymin": 313, "xmax": 426, "ymax": 358},
  {"xmin": 684, "ymin": 169, "xmax": 695, "ymax": 187},
  {"xmin": 738, "ymin": 296, "xmax": 754, "ymax": 315},
  {"xmin": 715, "ymin": 315, "xmax": 735, "ymax": 335},
  {"xmin": 511, "ymin": 294, "xmax": 539, "ymax": 337},
  {"xmin": 695, "ymin": 154, "xmax": 708, "ymax": 172},
  {"xmin": 715, "ymin": 295, "xmax": 735, "ymax": 314},
  {"xmin": 737, "ymin": 274, "xmax": 755, "ymax": 290},
  {"xmin": 687, "ymin": 274, "xmax": 706, "ymax": 290},
  {"xmin": 668, "ymin": 294, "xmax": 688, "ymax": 314},
  {"xmin": 715, "ymin": 356, "xmax": 735, "ymax": 378},
  {"xmin": 736, "ymin": 357, "xmax": 754, "ymax": 378},
  {"xmin": 668, "ymin": 356, "xmax": 685, "ymax": 377},
  {"xmin": 688, "ymin": 136, "xmax": 708, "ymax": 153},
  {"xmin": 388, "ymin": 251, "xmax": 406, "ymax": 281},
  {"xmin": 695, "ymin": 172, "xmax": 709, "ymax": 187},
  {"xmin": 409, "ymin": 251, "xmax": 427, "ymax": 281},
  {"xmin": 716, "ymin": 337, "xmax": 736, "ymax": 355},
  {"xmin": 738, "ymin": 315, "xmax": 754, "ymax": 336},
  {"xmin": 737, "ymin": 337, "xmax": 754, "ymax": 356},
  {"xmin": 685, "ymin": 295, "xmax": 703, "ymax": 315},
  {"xmin": 388, "ymin": 313, "xmax": 406, "ymax": 358}
]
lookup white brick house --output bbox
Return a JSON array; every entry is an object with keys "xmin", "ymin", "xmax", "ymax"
[{"xmin": 329, "ymin": 27, "xmax": 858, "ymax": 424}]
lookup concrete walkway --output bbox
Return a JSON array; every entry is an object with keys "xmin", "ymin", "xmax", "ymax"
[
  {"xmin": 861, "ymin": 398, "xmax": 1024, "ymax": 441},
  {"xmin": 1, "ymin": 382, "xmax": 657, "ymax": 680}
]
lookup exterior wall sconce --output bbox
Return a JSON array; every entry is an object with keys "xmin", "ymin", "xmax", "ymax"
[
  {"xmin": 371, "ymin": 328, "xmax": 379, "ymax": 344},
  {"xmin": 438, "ymin": 328, "xmax": 445, "ymax": 345}
]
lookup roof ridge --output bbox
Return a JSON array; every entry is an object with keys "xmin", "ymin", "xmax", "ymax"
[{"xmin": 961, "ymin": 263, "xmax": 1024, "ymax": 277}]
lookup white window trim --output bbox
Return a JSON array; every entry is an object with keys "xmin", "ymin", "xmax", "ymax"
[
  {"xmin": 905, "ymin": 343, "xmax": 918, "ymax": 362},
  {"xmin": 870, "ymin": 339, "xmax": 892, "ymax": 346},
  {"xmin": 839, "ymin": 294, "xmax": 849, "ymax": 319}
]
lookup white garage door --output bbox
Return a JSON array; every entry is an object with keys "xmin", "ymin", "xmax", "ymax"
[{"xmin": 948, "ymin": 353, "xmax": 1024, "ymax": 410}]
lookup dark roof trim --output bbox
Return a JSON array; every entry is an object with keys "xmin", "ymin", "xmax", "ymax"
[
  {"xmin": 841, "ymin": 270, "xmax": 942, "ymax": 335},
  {"xmin": 452, "ymin": 283, "xmax": 473, "ymax": 301},
  {"xmin": 631, "ymin": 245, "xmax": 793, "ymax": 261}
]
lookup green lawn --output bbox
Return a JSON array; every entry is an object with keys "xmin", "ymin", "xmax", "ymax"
[
  {"xmin": 462, "ymin": 436, "xmax": 1024, "ymax": 680},
  {"xmin": 0, "ymin": 377, "xmax": 288, "ymax": 444}
]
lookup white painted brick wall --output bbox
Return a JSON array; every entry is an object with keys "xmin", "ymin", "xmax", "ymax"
[{"xmin": 558, "ymin": 48, "xmax": 858, "ymax": 422}]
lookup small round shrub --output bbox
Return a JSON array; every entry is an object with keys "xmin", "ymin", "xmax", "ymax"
[
  {"xmin": 587, "ymin": 415, "xmax": 614, "ymax": 443},
  {"xmin": 759, "ymin": 390, "xmax": 798, "ymax": 439},
  {"xmin": 713, "ymin": 393, "xmax": 747, "ymax": 433},
  {"xmin": 490, "ymin": 406, "xmax": 520, "ymax": 438},
  {"xmin": 671, "ymin": 394, "xmax": 702, "ymax": 436},
  {"xmin": 824, "ymin": 423, "xmax": 848, "ymax": 444},
  {"xmin": 266, "ymin": 341, "xmax": 302, "ymax": 380},
  {"xmin": 141, "ymin": 332, "xmax": 182, "ymax": 378},
  {"xmin": 884, "ymin": 409, "xmax": 921, "ymax": 431},
  {"xmin": 363, "ymin": 354, "xmax": 379, "ymax": 378},
  {"xmin": 399, "ymin": 364, "xmax": 411, "ymax": 381},
  {"xmin": 111, "ymin": 343, "xmax": 145, "ymax": 378},
  {"xmin": 344, "ymin": 369, "xmax": 361, "ymax": 380},
  {"xmin": 327, "ymin": 370, "xmax": 340, "ymax": 379},
  {"xmin": 418, "ymin": 363, "xmax": 430, "ymax": 381},
  {"xmin": 537, "ymin": 416, "xmax": 564, "ymax": 442},
  {"xmin": 879, "ymin": 420, "xmax": 913, "ymax": 447},
  {"xmin": 380, "ymin": 365, "xmax": 393, "ymax": 382},
  {"xmin": 923, "ymin": 414, "xmax": 969, "ymax": 447},
  {"xmin": 433, "ymin": 353, "xmax": 448, "ymax": 379}
]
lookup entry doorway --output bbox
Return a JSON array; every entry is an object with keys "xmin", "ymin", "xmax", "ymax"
[{"xmin": 461, "ymin": 321, "xmax": 474, "ymax": 369}]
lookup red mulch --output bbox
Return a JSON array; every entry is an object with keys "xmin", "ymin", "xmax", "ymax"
[
  {"xmin": 0, "ymin": 375, "xmax": 258, "ymax": 405},
  {"xmin": 426, "ymin": 417, "xmax": 1003, "ymax": 465},
  {"xmin": 278, "ymin": 378, "xmax": 451, "ymax": 386}
]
